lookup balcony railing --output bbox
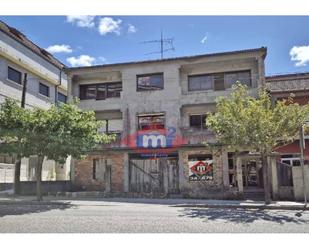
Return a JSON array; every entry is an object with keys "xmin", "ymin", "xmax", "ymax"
[{"xmin": 179, "ymin": 126, "xmax": 217, "ymax": 145}]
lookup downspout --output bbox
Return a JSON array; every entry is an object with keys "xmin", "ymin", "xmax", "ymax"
[{"xmin": 55, "ymin": 67, "xmax": 64, "ymax": 105}]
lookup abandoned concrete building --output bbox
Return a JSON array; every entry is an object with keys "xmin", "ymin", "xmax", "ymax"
[
  {"xmin": 0, "ymin": 20, "xmax": 70, "ymax": 183},
  {"xmin": 66, "ymin": 47, "xmax": 269, "ymax": 199}
]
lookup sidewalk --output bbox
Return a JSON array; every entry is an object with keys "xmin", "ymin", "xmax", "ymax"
[{"xmin": 0, "ymin": 195, "xmax": 308, "ymax": 210}]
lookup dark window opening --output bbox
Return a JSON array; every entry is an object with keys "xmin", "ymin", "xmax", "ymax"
[
  {"xmin": 188, "ymin": 154, "xmax": 212, "ymax": 161},
  {"xmin": 79, "ymin": 82, "xmax": 122, "ymax": 100},
  {"xmin": 137, "ymin": 73, "xmax": 164, "ymax": 91},
  {"xmin": 39, "ymin": 83, "xmax": 49, "ymax": 97},
  {"xmin": 57, "ymin": 92, "xmax": 67, "ymax": 103},
  {"xmin": 189, "ymin": 114, "xmax": 207, "ymax": 129},
  {"xmin": 8, "ymin": 66, "xmax": 22, "ymax": 84},
  {"xmin": 138, "ymin": 114, "xmax": 165, "ymax": 130},
  {"xmin": 93, "ymin": 159, "xmax": 98, "ymax": 180}
]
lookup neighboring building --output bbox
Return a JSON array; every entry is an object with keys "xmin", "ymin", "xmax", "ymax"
[
  {"xmin": 266, "ymin": 72, "xmax": 309, "ymax": 201},
  {"xmin": 66, "ymin": 47, "xmax": 267, "ymax": 199},
  {"xmin": 0, "ymin": 20, "xmax": 70, "ymax": 183}
]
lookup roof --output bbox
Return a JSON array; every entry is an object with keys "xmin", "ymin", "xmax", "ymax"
[
  {"xmin": 266, "ymin": 72, "xmax": 309, "ymax": 92},
  {"xmin": 0, "ymin": 20, "xmax": 64, "ymax": 69},
  {"xmin": 66, "ymin": 47, "xmax": 267, "ymax": 72}
]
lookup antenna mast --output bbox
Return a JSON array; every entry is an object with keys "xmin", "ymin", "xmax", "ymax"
[{"xmin": 142, "ymin": 30, "xmax": 175, "ymax": 59}]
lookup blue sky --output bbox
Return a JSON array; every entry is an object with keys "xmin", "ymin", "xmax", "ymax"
[{"xmin": 1, "ymin": 16, "xmax": 309, "ymax": 75}]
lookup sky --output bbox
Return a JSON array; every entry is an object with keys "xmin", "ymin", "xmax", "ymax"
[{"xmin": 1, "ymin": 15, "xmax": 309, "ymax": 76}]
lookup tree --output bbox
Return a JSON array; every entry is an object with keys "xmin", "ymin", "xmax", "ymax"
[
  {"xmin": 0, "ymin": 99, "xmax": 31, "ymax": 194},
  {"xmin": 207, "ymin": 84, "xmax": 309, "ymax": 204},
  {"xmin": 23, "ymin": 102, "xmax": 113, "ymax": 201}
]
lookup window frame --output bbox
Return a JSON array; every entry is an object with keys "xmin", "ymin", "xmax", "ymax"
[
  {"xmin": 136, "ymin": 73, "xmax": 164, "ymax": 92},
  {"xmin": 79, "ymin": 82, "xmax": 122, "ymax": 100},
  {"xmin": 189, "ymin": 114, "xmax": 208, "ymax": 130},
  {"xmin": 7, "ymin": 66, "xmax": 22, "ymax": 85},
  {"xmin": 137, "ymin": 113, "xmax": 165, "ymax": 131},
  {"xmin": 57, "ymin": 92, "xmax": 67, "ymax": 103},
  {"xmin": 188, "ymin": 70, "xmax": 251, "ymax": 92},
  {"xmin": 39, "ymin": 82, "xmax": 50, "ymax": 97}
]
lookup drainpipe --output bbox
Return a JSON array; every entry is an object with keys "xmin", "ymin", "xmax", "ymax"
[{"xmin": 55, "ymin": 67, "xmax": 64, "ymax": 105}]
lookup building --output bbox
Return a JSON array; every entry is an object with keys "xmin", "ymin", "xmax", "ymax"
[
  {"xmin": 66, "ymin": 47, "xmax": 267, "ymax": 199},
  {"xmin": 0, "ymin": 20, "xmax": 70, "ymax": 183},
  {"xmin": 266, "ymin": 73, "xmax": 309, "ymax": 200}
]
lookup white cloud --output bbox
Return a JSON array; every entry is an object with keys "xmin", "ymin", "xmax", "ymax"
[
  {"xmin": 128, "ymin": 24, "xmax": 137, "ymax": 33},
  {"xmin": 200, "ymin": 35, "xmax": 207, "ymax": 44},
  {"xmin": 290, "ymin": 45, "xmax": 309, "ymax": 67},
  {"xmin": 66, "ymin": 15, "xmax": 95, "ymax": 28},
  {"xmin": 46, "ymin": 44, "xmax": 72, "ymax": 54},
  {"xmin": 66, "ymin": 55, "xmax": 95, "ymax": 67},
  {"xmin": 98, "ymin": 17, "xmax": 122, "ymax": 35}
]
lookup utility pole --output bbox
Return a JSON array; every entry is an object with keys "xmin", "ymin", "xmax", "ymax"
[
  {"xmin": 299, "ymin": 124, "xmax": 307, "ymax": 207},
  {"xmin": 14, "ymin": 72, "xmax": 27, "ymax": 195},
  {"xmin": 142, "ymin": 30, "xmax": 175, "ymax": 59}
]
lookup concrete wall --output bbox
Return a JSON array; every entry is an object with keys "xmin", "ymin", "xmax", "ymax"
[
  {"xmin": 0, "ymin": 181, "xmax": 72, "ymax": 195},
  {"xmin": 292, "ymin": 165, "xmax": 309, "ymax": 201}
]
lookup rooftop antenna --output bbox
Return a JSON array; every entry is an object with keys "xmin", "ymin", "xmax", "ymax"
[{"xmin": 141, "ymin": 30, "xmax": 175, "ymax": 59}]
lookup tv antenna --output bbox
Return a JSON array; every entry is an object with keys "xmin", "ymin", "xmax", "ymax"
[{"xmin": 141, "ymin": 30, "xmax": 175, "ymax": 59}]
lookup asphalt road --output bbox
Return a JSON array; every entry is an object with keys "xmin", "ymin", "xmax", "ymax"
[{"xmin": 1, "ymin": 199, "xmax": 309, "ymax": 233}]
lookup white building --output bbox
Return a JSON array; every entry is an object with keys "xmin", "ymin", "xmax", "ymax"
[{"xmin": 0, "ymin": 20, "xmax": 70, "ymax": 183}]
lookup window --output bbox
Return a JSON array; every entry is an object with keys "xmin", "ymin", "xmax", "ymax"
[
  {"xmin": 98, "ymin": 119, "xmax": 123, "ymax": 134},
  {"xmin": 188, "ymin": 70, "xmax": 251, "ymax": 92},
  {"xmin": 138, "ymin": 114, "xmax": 165, "ymax": 130},
  {"xmin": 225, "ymin": 71, "xmax": 251, "ymax": 88},
  {"xmin": 92, "ymin": 159, "xmax": 98, "ymax": 180},
  {"xmin": 137, "ymin": 73, "xmax": 164, "ymax": 91},
  {"xmin": 188, "ymin": 75, "xmax": 213, "ymax": 91},
  {"xmin": 213, "ymin": 73, "xmax": 225, "ymax": 91},
  {"xmin": 39, "ymin": 83, "xmax": 49, "ymax": 97},
  {"xmin": 8, "ymin": 66, "xmax": 22, "ymax": 84},
  {"xmin": 189, "ymin": 114, "xmax": 207, "ymax": 129},
  {"xmin": 57, "ymin": 92, "xmax": 67, "ymax": 103},
  {"xmin": 107, "ymin": 83, "xmax": 122, "ymax": 98},
  {"xmin": 79, "ymin": 82, "xmax": 122, "ymax": 100}
]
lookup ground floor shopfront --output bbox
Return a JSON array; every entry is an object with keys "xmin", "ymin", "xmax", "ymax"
[
  {"xmin": 72, "ymin": 145, "xmax": 309, "ymax": 201},
  {"xmin": 72, "ymin": 147, "xmax": 271, "ymax": 200}
]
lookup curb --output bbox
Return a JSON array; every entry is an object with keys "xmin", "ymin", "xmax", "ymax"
[{"xmin": 172, "ymin": 204, "xmax": 309, "ymax": 210}]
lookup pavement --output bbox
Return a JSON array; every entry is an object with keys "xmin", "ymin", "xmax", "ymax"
[
  {"xmin": 1, "ymin": 198, "xmax": 309, "ymax": 232},
  {"xmin": 0, "ymin": 196, "xmax": 308, "ymax": 210}
]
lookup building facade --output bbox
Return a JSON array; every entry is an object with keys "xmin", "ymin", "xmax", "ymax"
[
  {"xmin": 67, "ymin": 47, "xmax": 267, "ymax": 199},
  {"xmin": 0, "ymin": 20, "xmax": 70, "ymax": 183},
  {"xmin": 266, "ymin": 73, "xmax": 309, "ymax": 201}
]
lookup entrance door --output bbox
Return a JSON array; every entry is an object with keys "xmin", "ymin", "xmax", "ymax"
[
  {"xmin": 242, "ymin": 160, "xmax": 263, "ymax": 188},
  {"xmin": 129, "ymin": 156, "xmax": 179, "ymax": 194}
]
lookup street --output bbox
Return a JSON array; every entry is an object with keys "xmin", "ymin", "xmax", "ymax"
[{"xmin": 1, "ymin": 199, "xmax": 309, "ymax": 233}]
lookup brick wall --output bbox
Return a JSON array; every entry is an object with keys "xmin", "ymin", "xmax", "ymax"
[
  {"xmin": 74, "ymin": 152, "xmax": 125, "ymax": 192},
  {"xmin": 178, "ymin": 148, "xmax": 238, "ymax": 199}
]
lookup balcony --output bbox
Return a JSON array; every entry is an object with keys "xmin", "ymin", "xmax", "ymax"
[
  {"xmin": 97, "ymin": 132, "xmax": 123, "ymax": 149},
  {"xmin": 179, "ymin": 126, "xmax": 217, "ymax": 146}
]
